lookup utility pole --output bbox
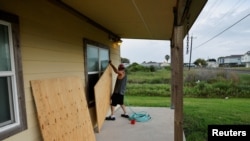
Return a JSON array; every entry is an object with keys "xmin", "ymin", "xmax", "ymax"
[{"xmin": 188, "ymin": 36, "xmax": 193, "ymax": 70}]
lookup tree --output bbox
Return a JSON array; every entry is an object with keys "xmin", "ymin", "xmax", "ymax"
[
  {"xmin": 165, "ymin": 55, "xmax": 170, "ymax": 63},
  {"xmin": 121, "ymin": 57, "xmax": 130, "ymax": 63},
  {"xmin": 194, "ymin": 58, "xmax": 207, "ymax": 67}
]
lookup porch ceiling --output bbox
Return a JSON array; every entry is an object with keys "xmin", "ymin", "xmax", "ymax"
[{"xmin": 59, "ymin": 0, "xmax": 207, "ymax": 40}]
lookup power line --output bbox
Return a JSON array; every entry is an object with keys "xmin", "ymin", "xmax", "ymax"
[
  {"xmin": 203, "ymin": 0, "xmax": 223, "ymax": 21},
  {"xmin": 203, "ymin": 0, "xmax": 246, "ymax": 38},
  {"xmin": 194, "ymin": 12, "xmax": 250, "ymax": 49},
  {"xmin": 216, "ymin": 0, "xmax": 246, "ymax": 25}
]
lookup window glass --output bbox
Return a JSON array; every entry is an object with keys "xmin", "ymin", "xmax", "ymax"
[
  {"xmin": 85, "ymin": 40, "xmax": 109, "ymax": 106},
  {"xmin": 0, "ymin": 24, "xmax": 11, "ymax": 71},
  {"xmin": 87, "ymin": 45, "xmax": 99, "ymax": 72},
  {"xmin": 100, "ymin": 48, "xmax": 109, "ymax": 71},
  {"xmin": 0, "ymin": 12, "xmax": 27, "ymax": 140},
  {"xmin": 0, "ymin": 77, "xmax": 13, "ymax": 127}
]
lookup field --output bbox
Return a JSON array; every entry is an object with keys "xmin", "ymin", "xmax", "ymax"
[
  {"xmin": 125, "ymin": 65, "xmax": 250, "ymax": 141},
  {"xmin": 125, "ymin": 96, "xmax": 250, "ymax": 141}
]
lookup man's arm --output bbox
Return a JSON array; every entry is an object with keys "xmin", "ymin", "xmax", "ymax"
[{"xmin": 109, "ymin": 61, "xmax": 122, "ymax": 75}]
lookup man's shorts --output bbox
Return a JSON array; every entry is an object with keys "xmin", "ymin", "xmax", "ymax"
[{"xmin": 111, "ymin": 93, "xmax": 124, "ymax": 106}]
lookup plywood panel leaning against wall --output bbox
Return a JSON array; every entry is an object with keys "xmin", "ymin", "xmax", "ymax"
[
  {"xmin": 30, "ymin": 77, "xmax": 96, "ymax": 141},
  {"xmin": 94, "ymin": 65, "xmax": 112, "ymax": 132}
]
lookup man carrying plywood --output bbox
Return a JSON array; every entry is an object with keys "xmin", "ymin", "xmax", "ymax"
[{"xmin": 105, "ymin": 60, "xmax": 129, "ymax": 120}]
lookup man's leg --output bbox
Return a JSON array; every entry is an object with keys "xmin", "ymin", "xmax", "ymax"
[
  {"xmin": 106, "ymin": 94, "xmax": 116, "ymax": 120},
  {"xmin": 121, "ymin": 104, "xmax": 129, "ymax": 118},
  {"xmin": 121, "ymin": 104, "xmax": 127, "ymax": 114},
  {"xmin": 106, "ymin": 105, "xmax": 116, "ymax": 120},
  {"xmin": 111, "ymin": 105, "xmax": 115, "ymax": 116}
]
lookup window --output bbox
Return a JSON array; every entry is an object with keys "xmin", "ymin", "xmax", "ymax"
[
  {"xmin": 84, "ymin": 39, "xmax": 109, "ymax": 107},
  {"xmin": 0, "ymin": 10, "xmax": 27, "ymax": 140}
]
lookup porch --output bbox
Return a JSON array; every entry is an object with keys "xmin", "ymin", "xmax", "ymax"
[{"xmin": 95, "ymin": 107, "xmax": 185, "ymax": 141}]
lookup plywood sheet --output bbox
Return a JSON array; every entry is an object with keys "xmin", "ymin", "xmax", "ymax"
[
  {"xmin": 31, "ymin": 77, "xmax": 96, "ymax": 141},
  {"xmin": 94, "ymin": 65, "xmax": 112, "ymax": 132}
]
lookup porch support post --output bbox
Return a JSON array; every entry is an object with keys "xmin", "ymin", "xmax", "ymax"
[
  {"xmin": 170, "ymin": 40, "xmax": 175, "ymax": 109},
  {"xmin": 172, "ymin": 25, "xmax": 184, "ymax": 141}
]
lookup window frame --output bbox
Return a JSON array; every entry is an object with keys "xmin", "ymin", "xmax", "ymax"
[
  {"xmin": 0, "ymin": 10, "xmax": 27, "ymax": 140},
  {"xmin": 83, "ymin": 39, "xmax": 110, "ymax": 107}
]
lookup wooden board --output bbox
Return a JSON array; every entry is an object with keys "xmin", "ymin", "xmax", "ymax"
[
  {"xmin": 31, "ymin": 77, "xmax": 96, "ymax": 141},
  {"xmin": 94, "ymin": 66, "xmax": 112, "ymax": 132}
]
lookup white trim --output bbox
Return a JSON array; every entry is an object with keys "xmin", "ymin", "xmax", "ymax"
[
  {"xmin": 0, "ymin": 20, "xmax": 20, "ymax": 130},
  {"xmin": 0, "ymin": 122, "xmax": 20, "ymax": 132},
  {"xmin": 88, "ymin": 71, "xmax": 99, "ymax": 74},
  {"xmin": 0, "ymin": 71, "xmax": 15, "ymax": 76}
]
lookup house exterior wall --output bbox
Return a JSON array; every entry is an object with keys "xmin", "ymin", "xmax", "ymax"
[
  {"xmin": 241, "ymin": 51, "xmax": 250, "ymax": 68},
  {"xmin": 141, "ymin": 62, "xmax": 161, "ymax": 68},
  {"xmin": 218, "ymin": 55, "xmax": 243, "ymax": 67},
  {"xmin": 241, "ymin": 54, "xmax": 249, "ymax": 62},
  {"xmin": 224, "ymin": 57, "xmax": 241, "ymax": 64},
  {"xmin": 217, "ymin": 57, "xmax": 224, "ymax": 65},
  {"xmin": 1, "ymin": 0, "xmax": 120, "ymax": 140}
]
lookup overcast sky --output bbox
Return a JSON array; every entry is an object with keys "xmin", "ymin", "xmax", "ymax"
[{"xmin": 121, "ymin": 0, "xmax": 250, "ymax": 64}]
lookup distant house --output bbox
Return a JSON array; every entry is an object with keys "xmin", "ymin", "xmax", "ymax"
[
  {"xmin": 141, "ymin": 61, "xmax": 170, "ymax": 68},
  {"xmin": 183, "ymin": 63, "xmax": 197, "ymax": 67},
  {"xmin": 241, "ymin": 51, "xmax": 250, "ymax": 68},
  {"xmin": 217, "ymin": 55, "xmax": 243, "ymax": 67},
  {"xmin": 217, "ymin": 57, "xmax": 224, "ymax": 65},
  {"xmin": 206, "ymin": 59, "xmax": 218, "ymax": 68},
  {"xmin": 160, "ymin": 62, "xmax": 170, "ymax": 67},
  {"xmin": 141, "ymin": 61, "xmax": 161, "ymax": 68}
]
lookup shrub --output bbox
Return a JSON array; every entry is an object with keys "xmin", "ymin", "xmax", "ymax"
[
  {"xmin": 184, "ymin": 82, "xmax": 213, "ymax": 97},
  {"xmin": 184, "ymin": 69, "xmax": 239, "ymax": 85},
  {"xmin": 149, "ymin": 65, "xmax": 156, "ymax": 72},
  {"xmin": 126, "ymin": 68, "xmax": 250, "ymax": 98},
  {"xmin": 164, "ymin": 66, "xmax": 171, "ymax": 70},
  {"xmin": 126, "ymin": 84, "xmax": 171, "ymax": 97},
  {"xmin": 126, "ymin": 63, "xmax": 147, "ymax": 72}
]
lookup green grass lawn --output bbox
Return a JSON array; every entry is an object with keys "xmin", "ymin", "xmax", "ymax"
[
  {"xmin": 125, "ymin": 96, "xmax": 170, "ymax": 107},
  {"xmin": 125, "ymin": 67, "xmax": 250, "ymax": 140},
  {"xmin": 125, "ymin": 96, "xmax": 250, "ymax": 141},
  {"xmin": 183, "ymin": 98, "xmax": 250, "ymax": 141}
]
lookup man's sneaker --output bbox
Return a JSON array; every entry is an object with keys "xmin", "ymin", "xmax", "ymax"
[
  {"xmin": 105, "ymin": 116, "xmax": 115, "ymax": 120},
  {"xmin": 121, "ymin": 114, "xmax": 129, "ymax": 118}
]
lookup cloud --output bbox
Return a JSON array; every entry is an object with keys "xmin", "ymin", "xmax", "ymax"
[
  {"xmin": 185, "ymin": 0, "xmax": 250, "ymax": 62},
  {"xmin": 121, "ymin": 39, "xmax": 170, "ymax": 63},
  {"xmin": 121, "ymin": 0, "xmax": 250, "ymax": 64}
]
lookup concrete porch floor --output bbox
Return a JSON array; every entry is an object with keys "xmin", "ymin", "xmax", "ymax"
[{"xmin": 95, "ymin": 107, "xmax": 185, "ymax": 141}]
